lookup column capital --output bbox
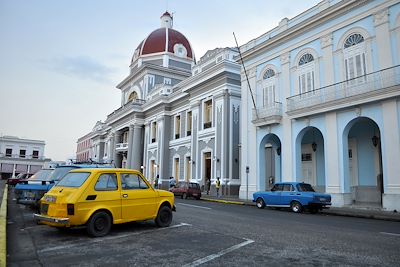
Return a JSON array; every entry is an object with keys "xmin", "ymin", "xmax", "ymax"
[
  {"xmin": 373, "ymin": 8, "xmax": 389, "ymax": 27},
  {"xmin": 320, "ymin": 33, "xmax": 333, "ymax": 49},
  {"xmin": 280, "ymin": 52, "xmax": 290, "ymax": 65}
]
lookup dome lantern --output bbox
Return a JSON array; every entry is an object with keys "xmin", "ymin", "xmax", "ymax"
[{"xmin": 160, "ymin": 11, "xmax": 173, "ymax": 28}]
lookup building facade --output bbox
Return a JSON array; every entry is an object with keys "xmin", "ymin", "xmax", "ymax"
[
  {"xmin": 77, "ymin": 13, "xmax": 241, "ymax": 193},
  {"xmin": 239, "ymin": 0, "xmax": 400, "ymax": 210},
  {"xmin": 0, "ymin": 135, "xmax": 50, "ymax": 179}
]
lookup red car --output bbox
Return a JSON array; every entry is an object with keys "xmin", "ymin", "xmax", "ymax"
[
  {"xmin": 170, "ymin": 182, "xmax": 201, "ymax": 200},
  {"xmin": 6, "ymin": 173, "xmax": 32, "ymax": 186}
]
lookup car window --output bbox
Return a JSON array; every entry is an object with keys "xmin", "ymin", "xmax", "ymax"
[
  {"xmin": 95, "ymin": 173, "xmax": 117, "ymax": 191},
  {"xmin": 282, "ymin": 184, "xmax": 293, "ymax": 191},
  {"xmin": 179, "ymin": 182, "xmax": 186, "ymax": 189},
  {"xmin": 271, "ymin": 184, "xmax": 284, "ymax": 191},
  {"xmin": 50, "ymin": 167, "xmax": 78, "ymax": 182},
  {"xmin": 121, "ymin": 173, "xmax": 149, "ymax": 190},
  {"xmin": 189, "ymin": 183, "xmax": 199, "ymax": 189},
  {"xmin": 297, "ymin": 183, "xmax": 315, "ymax": 192},
  {"xmin": 56, "ymin": 172, "xmax": 91, "ymax": 187}
]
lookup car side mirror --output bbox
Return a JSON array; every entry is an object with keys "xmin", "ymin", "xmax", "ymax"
[{"xmin": 271, "ymin": 188, "xmax": 275, "ymax": 192}]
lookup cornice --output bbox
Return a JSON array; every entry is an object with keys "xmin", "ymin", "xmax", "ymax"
[{"xmin": 240, "ymin": 0, "xmax": 368, "ymax": 62}]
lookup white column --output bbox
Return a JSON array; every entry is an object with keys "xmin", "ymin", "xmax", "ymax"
[
  {"xmin": 324, "ymin": 113, "xmax": 343, "ymax": 205},
  {"xmin": 374, "ymin": 8, "xmax": 392, "ymax": 69},
  {"xmin": 127, "ymin": 125, "xmax": 134, "ymax": 168},
  {"xmin": 191, "ymin": 101, "xmax": 200, "ymax": 183},
  {"xmin": 131, "ymin": 124, "xmax": 143, "ymax": 171},
  {"xmin": 239, "ymin": 67, "xmax": 257, "ymax": 200},
  {"xmin": 320, "ymin": 34, "xmax": 334, "ymax": 86},
  {"xmin": 280, "ymin": 52, "xmax": 293, "ymax": 181},
  {"xmin": 381, "ymin": 100, "xmax": 400, "ymax": 210}
]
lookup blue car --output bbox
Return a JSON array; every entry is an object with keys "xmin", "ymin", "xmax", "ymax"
[
  {"xmin": 253, "ymin": 182, "xmax": 331, "ymax": 213},
  {"xmin": 15, "ymin": 163, "xmax": 114, "ymax": 208}
]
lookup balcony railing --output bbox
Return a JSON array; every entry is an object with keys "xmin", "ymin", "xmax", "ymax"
[
  {"xmin": 106, "ymin": 99, "xmax": 146, "ymax": 121},
  {"xmin": 251, "ymin": 102, "xmax": 283, "ymax": 126},
  {"xmin": 287, "ymin": 65, "xmax": 400, "ymax": 116},
  {"xmin": 115, "ymin": 143, "xmax": 128, "ymax": 151}
]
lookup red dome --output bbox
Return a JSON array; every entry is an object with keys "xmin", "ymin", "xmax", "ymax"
[{"xmin": 133, "ymin": 28, "xmax": 194, "ymax": 61}]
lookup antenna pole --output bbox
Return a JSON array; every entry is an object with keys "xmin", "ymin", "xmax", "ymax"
[{"xmin": 233, "ymin": 32, "xmax": 258, "ymax": 119}]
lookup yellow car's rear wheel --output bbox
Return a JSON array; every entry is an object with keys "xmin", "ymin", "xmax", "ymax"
[{"xmin": 87, "ymin": 211, "xmax": 112, "ymax": 237}]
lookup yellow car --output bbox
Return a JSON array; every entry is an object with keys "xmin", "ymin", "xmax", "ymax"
[{"xmin": 34, "ymin": 168, "xmax": 175, "ymax": 237}]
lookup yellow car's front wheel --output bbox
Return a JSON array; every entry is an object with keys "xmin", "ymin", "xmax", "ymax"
[{"xmin": 155, "ymin": 206, "xmax": 172, "ymax": 227}]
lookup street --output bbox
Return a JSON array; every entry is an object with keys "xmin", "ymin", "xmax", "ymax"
[{"xmin": 6, "ymin": 194, "xmax": 400, "ymax": 266}]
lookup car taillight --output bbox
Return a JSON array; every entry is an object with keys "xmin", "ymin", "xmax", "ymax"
[{"xmin": 67, "ymin": 204, "xmax": 74, "ymax": 215}]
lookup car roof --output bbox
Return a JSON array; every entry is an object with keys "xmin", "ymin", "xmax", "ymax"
[
  {"xmin": 69, "ymin": 168, "xmax": 140, "ymax": 173},
  {"xmin": 275, "ymin": 182, "xmax": 309, "ymax": 185}
]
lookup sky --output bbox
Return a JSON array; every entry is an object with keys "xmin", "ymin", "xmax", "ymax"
[{"xmin": 0, "ymin": 0, "xmax": 321, "ymax": 161}]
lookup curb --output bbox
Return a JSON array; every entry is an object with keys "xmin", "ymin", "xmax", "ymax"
[
  {"xmin": 321, "ymin": 210, "xmax": 400, "ymax": 222},
  {"xmin": 201, "ymin": 197, "xmax": 250, "ymax": 206},
  {"xmin": 0, "ymin": 184, "xmax": 8, "ymax": 267},
  {"xmin": 201, "ymin": 197, "xmax": 400, "ymax": 222}
]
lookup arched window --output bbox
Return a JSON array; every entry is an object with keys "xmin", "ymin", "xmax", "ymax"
[
  {"xmin": 262, "ymin": 69, "xmax": 276, "ymax": 106},
  {"xmin": 344, "ymin": 33, "xmax": 366, "ymax": 83},
  {"xmin": 128, "ymin": 91, "xmax": 138, "ymax": 102},
  {"xmin": 298, "ymin": 53, "xmax": 315, "ymax": 94}
]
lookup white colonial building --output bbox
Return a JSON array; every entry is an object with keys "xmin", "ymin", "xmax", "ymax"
[
  {"xmin": 77, "ymin": 12, "xmax": 242, "ymax": 194},
  {"xmin": 239, "ymin": 0, "xmax": 400, "ymax": 210},
  {"xmin": 0, "ymin": 135, "xmax": 50, "ymax": 179}
]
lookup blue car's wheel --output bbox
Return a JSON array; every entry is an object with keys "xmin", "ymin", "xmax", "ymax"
[
  {"xmin": 256, "ymin": 198, "xmax": 265, "ymax": 209},
  {"xmin": 291, "ymin": 201, "xmax": 302, "ymax": 213}
]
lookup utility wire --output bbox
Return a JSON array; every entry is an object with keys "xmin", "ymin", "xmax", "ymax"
[{"xmin": 233, "ymin": 32, "xmax": 258, "ymax": 119}]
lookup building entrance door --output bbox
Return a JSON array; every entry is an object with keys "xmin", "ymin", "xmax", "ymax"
[{"xmin": 204, "ymin": 152, "xmax": 211, "ymax": 189}]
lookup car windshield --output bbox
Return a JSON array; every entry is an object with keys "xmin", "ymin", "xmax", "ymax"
[
  {"xmin": 56, "ymin": 172, "xmax": 91, "ymax": 187},
  {"xmin": 28, "ymin": 170, "xmax": 53, "ymax": 181},
  {"xmin": 47, "ymin": 167, "xmax": 78, "ymax": 182},
  {"xmin": 297, "ymin": 183, "xmax": 315, "ymax": 192}
]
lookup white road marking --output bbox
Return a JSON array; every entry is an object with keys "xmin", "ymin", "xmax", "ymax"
[
  {"xmin": 177, "ymin": 203, "xmax": 212, "ymax": 210},
  {"xmin": 380, "ymin": 232, "xmax": 400, "ymax": 237},
  {"xmin": 38, "ymin": 222, "xmax": 191, "ymax": 253},
  {"xmin": 182, "ymin": 238, "xmax": 255, "ymax": 267}
]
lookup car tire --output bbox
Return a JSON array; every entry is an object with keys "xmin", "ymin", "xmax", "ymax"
[
  {"xmin": 182, "ymin": 193, "xmax": 187, "ymax": 199},
  {"xmin": 155, "ymin": 205, "xmax": 172, "ymax": 227},
  {"xmin": 87, "ymin": 211, "xmax": 112, "ymax": 237},
  {"xmin": 256, "ymin": 198, "xmax": 265, "ymax": 209},
  {"xmin": 291, "ymin": 201, "xmax": 303, "ymax": 213}
]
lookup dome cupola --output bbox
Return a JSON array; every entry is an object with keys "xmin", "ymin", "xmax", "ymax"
[{"xmin": 131, "ymin": 12, "xmax": 195, "ymax": 66}]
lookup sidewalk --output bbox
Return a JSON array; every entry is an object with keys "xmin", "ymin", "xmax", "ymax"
[{"xmin": 200, "ymin": 194, "xmax": 400, "ymax": 222}]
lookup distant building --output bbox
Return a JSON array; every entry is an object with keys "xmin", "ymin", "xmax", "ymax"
[
  {"xmin": 76, "ymin": 132, "xmax": 93, "ymax": 162},
  {"xmin": 76, "ymin": 12, "xmax": 241, "ymax": 193},
  {"xmin": 0, "ymin": 135, "xmax": 50, "ymax": 179},
  {"xmin": 239, "ymin": 0, "xmax": 400, "ymax": 211}
]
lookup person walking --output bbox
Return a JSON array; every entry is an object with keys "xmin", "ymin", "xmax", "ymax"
[
  {"xmin": 154, "ymin": 174, "xmax": 159, "ymax": 189},
  {"xmin": 215, "ymin": 177, "xmax": 221, "ymax": 198},
  {"xmin": 206, "ymin": 178, "xmax": 211, "ymax": 195}
]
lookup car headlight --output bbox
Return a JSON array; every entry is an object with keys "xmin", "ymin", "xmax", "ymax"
[{"xmin": 43, "ymin": 195, "xmax": 57, "ymax": 203}]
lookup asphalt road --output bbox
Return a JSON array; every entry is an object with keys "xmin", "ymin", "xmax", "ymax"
[{"xmin": 6, "ymin": 192, "xmax": 400, "ymax": 267}]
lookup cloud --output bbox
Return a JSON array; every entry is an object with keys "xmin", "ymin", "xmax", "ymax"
[{"xmin": 41, "ymin": 56, "xmax": 116, "ymax": 84}]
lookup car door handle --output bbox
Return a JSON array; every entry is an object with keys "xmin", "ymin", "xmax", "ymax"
[
  {"xmin": 296, "ymin": 193, "xmax": 301, "ymax": 195},
  {"xmin": 122, "ymin": 194, "xmax": 128, "ymax": 198}
]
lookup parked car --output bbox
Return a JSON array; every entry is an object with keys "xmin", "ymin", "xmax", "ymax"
[
  {"xmin": 14, "ymin": 168, "xmax": 54, "ymax": 202},
  {"xmin": 34, "ymin": 168, "xmax": 175, "ymax": 237},
  {"xmin": 170, "ymin": 181, "xmax": 201, "ymax": 200},
  {"xmin": 6, "ymin": 173, "xmax": 32, "ymax": 186},
  {"xmin": 15, "ymin": 162, "xmax": 113, "ymax": 208},
  {"xmin": 253, "ymin": 182, "xmax": 331, "ymax": 213}
]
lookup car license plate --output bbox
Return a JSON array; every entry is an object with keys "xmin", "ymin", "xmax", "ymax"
[{"xmin": 25, "ymin": 192, "xmax": 35, "ymax": 198}]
